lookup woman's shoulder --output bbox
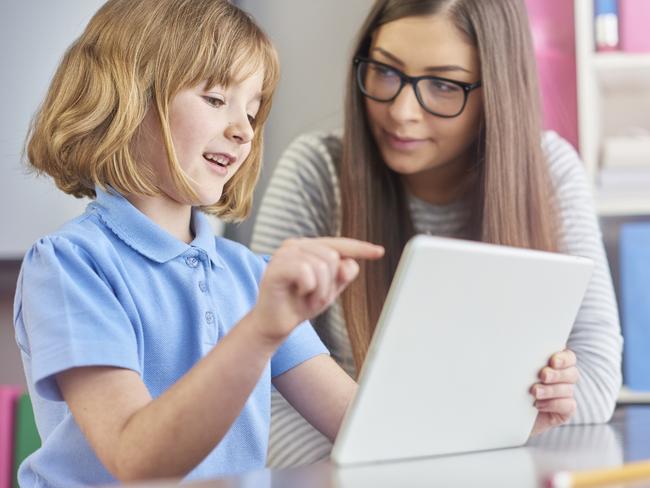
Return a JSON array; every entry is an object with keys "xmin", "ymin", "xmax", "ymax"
[
  {"xmin": 278, "ymin": 130, "xmax": 343, "ymax": 184},
  {"xmin": 270, "ymin": 129, "xmax": 343, "ymax": 215},
  {"xmin": 252, "ymin": 130, "xmax": 343, "ymax": 251},
  {"xmin": 541, "ymin": 130, "xmax": 591, "ymax": 195},
  {"xmin": 286, "ymin": 129, "xmax": 343, "ymax": 162},
  {"xmin": 540, "ymin": 131, "xmax": 600, "ymax": 249}
]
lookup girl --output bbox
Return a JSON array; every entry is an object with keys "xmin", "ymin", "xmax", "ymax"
[
  {"xmin": 14, "ymin": 0, "xmax": 384, "ymax": 486},
  {"xmin": 252, "ymin": 0, "xmax": 623, "ymax": 467}
]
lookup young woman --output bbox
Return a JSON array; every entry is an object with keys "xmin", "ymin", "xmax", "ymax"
[{"xmin": 252, "ymin": 0, "xmax": 622, "ymax": 467}]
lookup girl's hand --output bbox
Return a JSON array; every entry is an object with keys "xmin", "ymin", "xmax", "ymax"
[
  {"xmin": 530, "ymin": 349, "xmax": 579, "ymax": 436},
  {"xmin": 251, "ymin": 237, "xmax": 384, "ymax": 344}
]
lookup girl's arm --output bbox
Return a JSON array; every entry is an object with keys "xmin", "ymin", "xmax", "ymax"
[
  {"xmin": 272, "ymin": 354, "xmax": 357, "ymax": 442},
  {"xmin": 57, "ymin": 237, "xmax": 383, "ymax": 482},
  {"xmin": 56, "ymin": 313, "xmax": 280, "ymax": 481}
]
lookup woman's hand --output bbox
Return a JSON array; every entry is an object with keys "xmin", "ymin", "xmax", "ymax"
[
  {"xmin": 251, "ymin": 237, "xmax": 384, "ymax": 345},
  {"xmin": 530, "ymin": 349, "xmax": 579, "ymax": 436}
]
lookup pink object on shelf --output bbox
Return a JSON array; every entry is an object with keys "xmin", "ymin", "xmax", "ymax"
[
  {"xmin": 525, "ymin": 0, "xmax": 579, "ymax": 151},
  {"xmin": 619, "ymin": 0, "xmax": 650, "ymax": 53},
  {"xmin": 0, "ymin": 386, "xmax": 22, "ymax": 488}
]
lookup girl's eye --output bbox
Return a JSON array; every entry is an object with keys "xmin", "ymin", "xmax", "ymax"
[
  {"xmin": 203, "ymin": 95, "xmax": 225, "ymax": 108},
  {"xmin": 247, "ymin": 115, "xmax": 256, "ymax": 127}
]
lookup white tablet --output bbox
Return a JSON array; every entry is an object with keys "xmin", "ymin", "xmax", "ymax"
[{"xmin": 331, "ymin": 235, "xmax": 593, "ymax": 465}]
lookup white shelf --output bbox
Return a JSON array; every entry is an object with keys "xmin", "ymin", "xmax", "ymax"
[
  {"xmin": 593, "ymin": 53, "xmax": 650, "ymax": 89},
  {"xmin": 575, "ymin": 0, "xmax": 650, "ymax": 211},
  {"xmin": 596, "ymin": 194, "xmax": 650, "ymax": 217},
  {"xmin": 618, "ymin": 385, "xmax": 650, "ymax": 404},
  {"xmin": 593, "ymin": 53, "xmax": 650, "ymax": 70}
]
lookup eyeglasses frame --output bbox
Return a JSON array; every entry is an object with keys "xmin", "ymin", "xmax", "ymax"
[{"xmin": 354, "ymin": 56, "xmax": 482, "ymax": 118}]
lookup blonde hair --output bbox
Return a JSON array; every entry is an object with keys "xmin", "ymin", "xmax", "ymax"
[
  {"xmin": 27, "ymin": 0, "xmax": 279, "ymax": 221},
  {"xmin": 340, "ymin": 0, "xmax": 560, "ymax": 371}
]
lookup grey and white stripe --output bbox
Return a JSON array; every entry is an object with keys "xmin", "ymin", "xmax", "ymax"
[{"xmin": 251, "ymin": 130, "xmax": 623, "ymax": 468}]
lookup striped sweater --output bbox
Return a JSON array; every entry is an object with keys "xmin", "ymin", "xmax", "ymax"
[{"xmin": 251, "ymin": 130, "xmax": 623, "ymax": 468}]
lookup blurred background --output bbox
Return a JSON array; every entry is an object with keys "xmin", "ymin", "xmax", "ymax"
[{"xmin": 1, "ymin": 0, "xmax": 648, "ymax": 396}]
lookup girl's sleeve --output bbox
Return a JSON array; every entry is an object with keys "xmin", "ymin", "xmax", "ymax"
[
  {"xmin": 269, "ymin": 323, "xmax": 329, "ymax": 378},
  {"xmin": 14, "ymin": 236, "xmax": 140, "ymax": 401},
  {"xmin": 545, "ymin": 132, "xmax": 623, "ymax": 424}
]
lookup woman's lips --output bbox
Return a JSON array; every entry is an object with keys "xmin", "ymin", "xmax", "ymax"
[{"xmin": 383, "ymin": 130, "xmax": 429, "ymax": 151}]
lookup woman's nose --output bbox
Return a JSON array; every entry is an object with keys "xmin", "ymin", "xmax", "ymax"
[{"xmin": 388, "ymin": 83, "xmax": 423, "ymax": 122}]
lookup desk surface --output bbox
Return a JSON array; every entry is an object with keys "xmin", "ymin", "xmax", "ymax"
[{"xmin": 122, "ymin": 405, "xmax": 650, "ymax": 488}]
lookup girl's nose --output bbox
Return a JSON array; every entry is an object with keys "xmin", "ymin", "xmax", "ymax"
[{"xmin": 225, "ymin": 116, "xmax": 254, "ymax": 145}]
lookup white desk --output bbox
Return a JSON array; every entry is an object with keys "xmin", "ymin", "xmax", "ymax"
[{"xmin": 114, "ymin": 405, "xmax": 650, "ymax": 487}]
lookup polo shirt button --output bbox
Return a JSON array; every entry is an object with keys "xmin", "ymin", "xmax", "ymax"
[
  {"xmin": 199, "ymin": 281, "xmax": 208, "ymax": 292},
  {"xmin": 185, "ymin": 256, "xmax": 199, "ymax": 268},
  {"xmin": 205, "ymin": 311, "xmax": 214, "ymax": 324}
]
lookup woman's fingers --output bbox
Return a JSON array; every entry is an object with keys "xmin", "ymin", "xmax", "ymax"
[
  {"xmin": 549, "ymin": 349, "xmax": 577, "ymax": 369},
  {"xmin": 534, "ymin": 397, "xmax": 577, "ymax": 417},
  {"xmin": 539, "ymin": 365, "xmax": 579, "ymax": 385},
  {"xmin": 531, "ymin": 382, "xmax": 575, "ymax": 400},
  {"xmin": 529, "ymin": 351, "xmax": 579, "ymax": 436}
]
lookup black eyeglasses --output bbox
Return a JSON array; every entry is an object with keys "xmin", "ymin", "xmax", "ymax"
[{"xmin": 354, "ymin": 56, "xmax": 482, "ymax": 118}]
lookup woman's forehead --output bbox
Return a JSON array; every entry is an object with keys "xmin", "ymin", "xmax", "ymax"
[{"xmin": 371, "ymin": 15, "xmax": 480, "ymax": 78}]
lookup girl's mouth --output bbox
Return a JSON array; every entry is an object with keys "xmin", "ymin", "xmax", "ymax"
[
  {"xmin": 203, "ymin": 152, "xmax": 235, "ymax": 176},
  {"xmin": 203, "ymin": 152, "xmax": 234, "ymax": 167}
]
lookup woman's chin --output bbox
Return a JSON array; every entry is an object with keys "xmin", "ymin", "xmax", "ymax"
[{"xmin": 382, "ymin": 155, "xmax": 435, "ymax": 176}]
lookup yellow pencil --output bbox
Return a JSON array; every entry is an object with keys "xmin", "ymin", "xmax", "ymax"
[{"xmin": 549, "ymin": 460, "xmax": 650, "ymax": 488}]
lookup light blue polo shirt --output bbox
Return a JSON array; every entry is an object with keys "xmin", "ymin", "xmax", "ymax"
[{"xmin": 13, "ymin": 186, "xmax": 328, "ymax": 487}]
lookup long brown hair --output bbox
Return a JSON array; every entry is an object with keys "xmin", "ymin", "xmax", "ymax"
[
  {"xmin": 26, "ymin": 0, "xmax": 279, "ymax": 221},
  {"xmin": 340, "ymin": 0, "xmax": 560, "ymax": 372}
]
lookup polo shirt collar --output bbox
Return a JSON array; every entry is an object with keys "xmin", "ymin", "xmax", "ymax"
[
  {"xmin": 191, "ymin": 207, "xmax": 224, "ymax": 268},
  {"xmin": 91, "ymin": 186, "xmax": 225, "ymax": 268}
]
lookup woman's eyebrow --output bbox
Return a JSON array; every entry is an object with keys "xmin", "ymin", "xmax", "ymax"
[{"xmin": 371, "ymin": 47, "xmax": 471, "ymax": 74}]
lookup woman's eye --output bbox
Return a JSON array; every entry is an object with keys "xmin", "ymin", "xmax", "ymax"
[
  {"xmin": 432, "ymin": 80, "xmax": 460, "ymax": 93},
  {"xmin": 374, "ymin": 65, "xmax": 398, "ymax": 78},
  {"xmin": 203, "ymin": 95, "xmax": 225, "ymax": 108},
  {"xmin": 247, "ymin": 114, "xmax": 256, "ymax": 127}
]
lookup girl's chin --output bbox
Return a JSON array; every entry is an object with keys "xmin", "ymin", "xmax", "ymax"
[
  {"xmin": 197, "ymin": 197, "xmax": 222, "ymax": 207},
  {"xmin": 188, "ymin": 192, "xmax": 222, "ymax": 208}
]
